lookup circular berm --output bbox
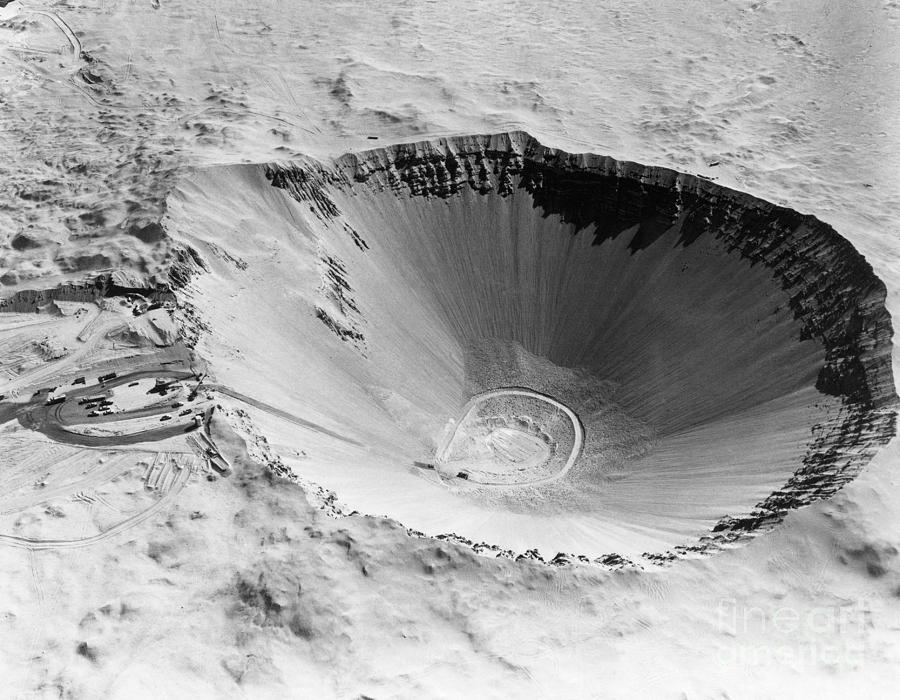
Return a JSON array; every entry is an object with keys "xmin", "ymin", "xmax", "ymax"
[
  {"xmin": 169, "ymin": 131, "xmax": 897, "ymax": 565},
  {"xmin": 433, "ymin": 388, "xmax": 583, "ymax": 487}
]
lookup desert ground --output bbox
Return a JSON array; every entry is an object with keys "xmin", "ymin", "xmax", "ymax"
[{"xmin": 1, "ymin": 1, "xmax": 899, "ymax": 698}]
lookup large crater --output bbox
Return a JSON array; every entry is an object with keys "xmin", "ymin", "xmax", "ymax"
[{"xmin": 168, "ymin": 132, "xmax": 897, "ymax": 564}]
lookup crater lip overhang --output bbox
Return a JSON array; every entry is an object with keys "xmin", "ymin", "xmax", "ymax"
[{"xmin": 217, "ymin": 130, "xmax": 900, "ymax": 567}]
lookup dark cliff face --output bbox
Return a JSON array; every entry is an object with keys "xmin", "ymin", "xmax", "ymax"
[
  {"xmin": 0, "ymin": 246, "xmax": 205, "ymax": 312},
  {"xmin": 264, "ymin": 131, "xmax": 898, "ymax": 566}
]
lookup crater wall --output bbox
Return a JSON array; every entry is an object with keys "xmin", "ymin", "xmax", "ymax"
[{"xmin": 164, "ymin": 132, "xmax": 897, "ymax": 563}]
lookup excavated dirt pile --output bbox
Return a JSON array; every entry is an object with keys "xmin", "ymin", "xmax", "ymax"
[{"xmin": 167, "ymin": 131, "xmax": 897, "ymax": 564}]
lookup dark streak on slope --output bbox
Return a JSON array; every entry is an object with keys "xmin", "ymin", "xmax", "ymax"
[
  {"xmin": 266, "ymin": 163, "xmax": 342, "ymax": 221},
  {"xmin": 266, "ymin": 164, "xmax": 369, "ymax": 250},
  {"xmin": 264, "ymin": 164, "xmax": 369, "ymax": 347},
  {"xmin": 314, "ymin": 252, "xmax": 366, "ymax": 350}
]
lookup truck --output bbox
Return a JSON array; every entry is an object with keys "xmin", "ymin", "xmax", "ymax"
[
  {"xmin": 45, "ymin": 394, "xmax": 66, "ymax": 406},
  {"xmin": 98, "ymin": 372, "xmax": 117, "ymax": 383}
]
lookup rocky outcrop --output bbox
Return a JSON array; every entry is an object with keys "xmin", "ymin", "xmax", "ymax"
[{"xmin": 0, "ymin": 244, "xmax": 206, "ymax": 312}]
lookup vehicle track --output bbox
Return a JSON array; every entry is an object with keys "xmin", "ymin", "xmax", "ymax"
[
  {"xmin": 0, "ymin": 458, "xmax": 192, "ymax": 550},
  {"xmin": 210, "ymin": 384, "xmax": 363, "ymax": 447},
  {"xmin": 1, "ymin": 305, "xmax": 105, "ymax": 394},
  {"xmin": 26, "ymin": 9, "xmax": 82, "ymax": 56},
  {"xmin": 27, "ymin": 549, "xmax": 44, "ymax": 603}
]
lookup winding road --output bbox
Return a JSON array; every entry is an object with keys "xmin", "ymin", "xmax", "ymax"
[
  {"xmin": 18, "ymin": 368, "xmax": 201, "ymax": 447},
  {"xmin": 435, "ymin": 387, "xmax": 584, "ymax": 487}
]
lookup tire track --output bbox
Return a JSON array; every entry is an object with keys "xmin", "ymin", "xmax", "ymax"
[
  {"xmin": 27, "ymin": 10, "xmax": 82, "ymax": 57},
  {"xmin": 0, "ymin": 459, "xmax": 192, "ymax": 551}
]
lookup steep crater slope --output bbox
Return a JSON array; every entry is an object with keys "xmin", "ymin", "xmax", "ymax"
[{"xmin": 166, "ymin": 132, "xmax": 897, "ymax": 564}]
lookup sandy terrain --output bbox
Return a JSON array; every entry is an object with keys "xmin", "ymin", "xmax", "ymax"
[{"xmin": 1, "ymin": 0, "xmax": 899, "ymax": 698}]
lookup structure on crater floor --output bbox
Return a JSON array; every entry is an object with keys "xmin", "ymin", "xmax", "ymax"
[
  {"xmin": 433, "ymin": 388, "xmax": 583, "ymax": 487},
  {"xmin": 167, "ymin": 131, "xmax": 898, "ymax": 564}
]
